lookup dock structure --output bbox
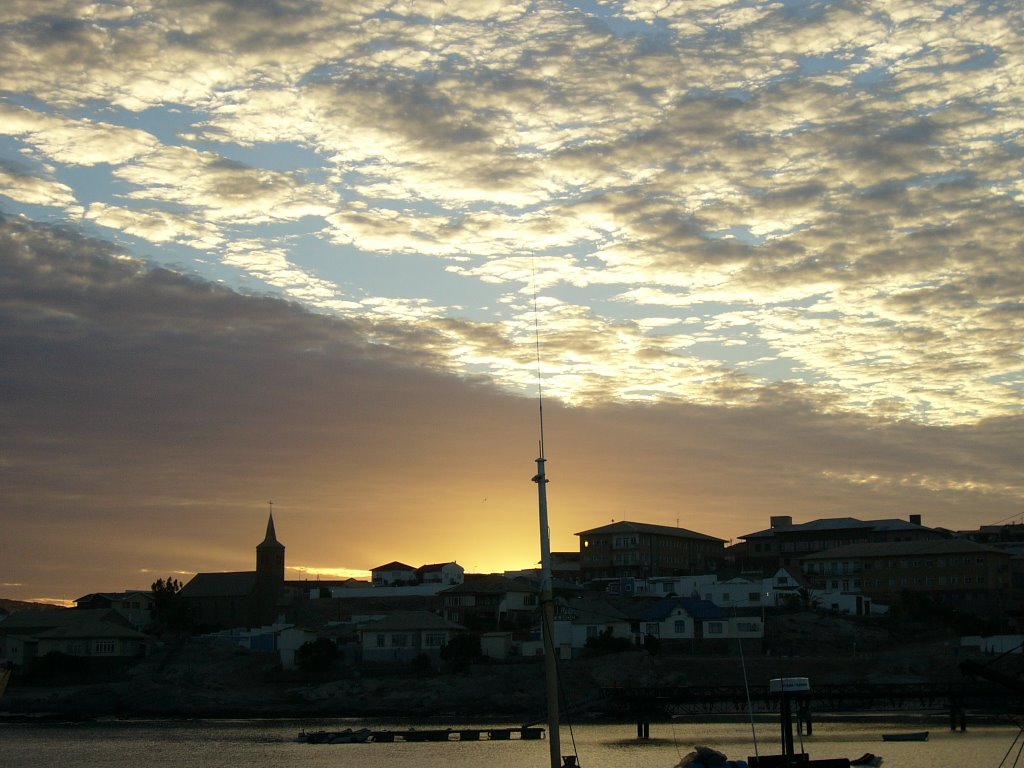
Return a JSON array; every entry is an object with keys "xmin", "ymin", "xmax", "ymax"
[
  {"xmin": 603, "ymin": 680, "xmax": 1015, "ymax": 739},
  {"xmin": 298, "ymin": 726, "xmax": 546, "ymax": 744}
]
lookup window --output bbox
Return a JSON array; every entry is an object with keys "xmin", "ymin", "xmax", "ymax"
[
  {"xmin": 707, "ymin": 622, "xmax": 723, "ymax": 634},
  {"xmin": 674, "ymin": 620, "xmax": 686, "ymax": 634},
  {"xmin": 94, "ymin": 640, "xmax": 116, "ymax": 654},
  {"xmin": 424, "ymin": 633, "xmax": 446, "ymax": 647},
  {"xmin": 376, "ymin": 634, "xmax": 385, "ymax": 648},
  {"xmin": 391, "ymin": 633, "xmax": 408, "ymax": 647},
  {"xmin": 586, "ymin": 625, "xmax": 600, "ymax": 639},
  {"xmin": 737, "ymin": 622, "xmax": 757, "ymax": 633},
  {"xmin": 748, "ymin": 592, "xmax": 760, "ymax": 602},
  {"xmin": 645, "ymin": 623, "xmax": 659, "ymax": 636}
]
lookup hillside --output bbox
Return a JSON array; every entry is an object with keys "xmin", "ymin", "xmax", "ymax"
[{"xmin": 0, "ymin": 612, "xmax": 979, "ymax": 720}]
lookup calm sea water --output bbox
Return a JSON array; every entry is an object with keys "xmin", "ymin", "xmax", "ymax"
[{"xmin": 1, "ymin": 718, "xmax": 1020, "ymax": 768}]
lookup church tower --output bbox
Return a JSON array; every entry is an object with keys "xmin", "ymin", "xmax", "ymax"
[{"xmin": 254, "ymin": 507, "xmax": 285, "ymax": 624}]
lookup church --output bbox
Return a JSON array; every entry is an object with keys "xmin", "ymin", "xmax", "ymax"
[{"xmin": 179, "ymin": 512, "xmax": 286, "ymax": 630}]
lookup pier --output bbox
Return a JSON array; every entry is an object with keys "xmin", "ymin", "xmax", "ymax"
[
  {"xmin": 297, "ymin": 726, "xmax": 546, "ymax": 744},
  {"xmin": 601, "ymin": 680, "xmax": 1015, "ymax": 739}
]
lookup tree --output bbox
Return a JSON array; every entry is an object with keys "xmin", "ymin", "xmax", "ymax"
[
  {"xmin": 440, "ymin": 633, "xmax": 481, "ymax": 671},
  {"xmin": 150, "ymin": 576, "xmax": 192, "ymax": 633},
  {"xmin": 295, "ymin": 638, "xmax": 337, "ymax": 680}
]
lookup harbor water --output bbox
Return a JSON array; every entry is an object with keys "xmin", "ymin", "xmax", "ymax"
[{"xmin": 1, "ymin": 718, "xmax": 1020, "ymax": 768}]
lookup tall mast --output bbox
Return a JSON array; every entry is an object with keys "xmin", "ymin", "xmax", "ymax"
[
  {"xmin": 532, "ymin": 256, "xmax": 562, "ymax": 768},
  {"xmin": 534, "ymin": 451, "xmax": 561, "ymax": 768}
]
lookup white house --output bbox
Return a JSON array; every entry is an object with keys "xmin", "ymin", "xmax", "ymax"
[
  {"xmin": 417, "ymin": 562, "xmax": 464, "ymax": 586},
  {"xmin": 358, "ymin": 610, "xmax": 465, "ymax": 664},
  {"xmin": 371, "ymin": 561, "xmax": 418, "ymax": 586},
  {"xmin": 278, "ymin": 626, "xmax": 320, "ymax": 670},
  {"xmin": 637, "ymin": 598, "xmax": 763, "ymax": 643}
]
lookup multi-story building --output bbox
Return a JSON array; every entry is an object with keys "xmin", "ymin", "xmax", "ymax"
[
  {"xmin": 576, "ymin": 521, "xmax": 725, "ymax": 582},
  {"xmin": 799, "ymin": 538, "xmax": 1012, "ymax": 613},
  {"xmin": 733, "ymin": 514, "xmax": 944, "ymax": 574}
]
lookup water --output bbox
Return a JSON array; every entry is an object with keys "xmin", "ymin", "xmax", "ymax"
[{"xmin": 0, "ymin": 718, "xmax": 1019, "ymax": 768}]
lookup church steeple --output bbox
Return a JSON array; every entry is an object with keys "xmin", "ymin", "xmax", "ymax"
[
  {"xmin": 261, "ymin": 510, "xmax": 280, "ymax": 547},
  {"xmin": 256, "ymin": 502, "xmax": 285, "ymax": 589}
]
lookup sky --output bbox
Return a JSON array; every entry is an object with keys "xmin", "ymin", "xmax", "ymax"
[{"xmin": 1, "ymin": 0, "xmax": 1022, "ymax": 606}]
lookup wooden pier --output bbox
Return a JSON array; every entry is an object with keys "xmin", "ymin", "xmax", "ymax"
[{"xmin": 297, "ymin": 726, "xmax": 546, "ymax": 744}]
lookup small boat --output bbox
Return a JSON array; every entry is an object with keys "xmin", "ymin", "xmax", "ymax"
[
  {"xmin": 882, "ymin": 731, "xmax": 928, "ymax": 742},
  {"xmin": 296, "ymin": 727, "xmax": 372, "ymax": 744},
  {"xmin": 851, "ymin": 754, "xmax": 883, "ymax": 767}
]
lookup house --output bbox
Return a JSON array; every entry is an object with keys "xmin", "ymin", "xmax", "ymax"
[
  {"xmin": 371, "ymin": 562, "xmax": 418, "ymax": 586},
  {"xmin": 563, "ymin": 595, "xmax": 632, "ymax": 654},
  {"xmin": 203, "ymin": 622, "xmax": 319, "ymax": 670},
  {"xmin": 357, "ymin": 610, "xmax": 465, "ymax": 664},
  {"xmin": 636, "ymin": 598, "xmax": 763, "ymax": 648},
  {"xmin": 0, "ymin": 609, "xmax": 148, "ymax": 669},
  {"xmin": 440, "ymin": 574, "xmax": 539, "ymax": 630},
  {"xmin": 179, "ymin": 512, "xmax": 286, "ymax": 630},
  {"xmin": 416, "ymin": 562, "xmax": 464, "ymax": 586},
  {"xmin": 74, "ymin": 590, "xmax": 155, "ymax": 630},
  {"xmin": 734, "ymin": 514, "xmax": 945, "ymax": 574},
  {"xmin": 576, "ymin": 521, "xmax": 726, "ymax": 582}
]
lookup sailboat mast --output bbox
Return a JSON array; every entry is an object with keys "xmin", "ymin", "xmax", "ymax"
[{"xmin": 534, "ymin": 453, "xmax": 562, "ymax": 768}]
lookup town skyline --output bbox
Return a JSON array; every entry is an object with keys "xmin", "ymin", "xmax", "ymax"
[{"xmin": 2, "ymin": 1, "xmax": 1022, "ymax": 605}]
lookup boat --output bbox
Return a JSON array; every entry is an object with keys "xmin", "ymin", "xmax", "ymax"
[
  {"xmin": 296, "ymin": 727, "xmax": 372, "ymax": 744},
  {"xmin": 882, "ymin": 731, "xmax": 928, "ymax": 742},
  {"xmin": 851, "ymin": 754, "xmax": 884, "ymax": 767}
]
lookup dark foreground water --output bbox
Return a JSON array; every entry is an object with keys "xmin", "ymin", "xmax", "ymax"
[{"xmin": 1, "ymin": 718, "xmax": 1020, "ymax": 768}]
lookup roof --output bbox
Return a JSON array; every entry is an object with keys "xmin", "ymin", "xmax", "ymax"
[
  {"xmin": 562, "ymin": 596, "xmax": 629, "ymax": 624},
  {"xmin": 418, "ymin": 562, "xmax": 459, "ymax": 572},
  {"xmin": 358, "ymin": 610, "xmax": 465, "ymax": 632},
  {"xmin": 0, "ymin": 609, "xmax": 132, "ymax": 635},
  {"xmin": 371, "ymin": 561, "xmax": 416, "ymax": 572},
  {"xmin": 179, "ymin": 571, "xmax": 258, "ymax": 598},
  {"xmin": 75, "ymin": 590, "xmax": 154, "ymax": 604},
  {"xmin": 801, "ymin": 539, "xmax": 1010, "ymax": 561},
  {"xmin": 575, "ymin": 520, "xmax": 725, "ymax": 543},
  {"xmin": 441, "ymin": 574, "xmax": 535, "ymax": 595},
  {"xmin": 640, "ymin": 597, "xmax": 728, "ymax": 622},
  {"xmin": 259, "ymin": 512, "xmax": 284, "ymax": 549},
  {"xmin": 741, "ymin": 517, "xmax": 928, "ymax": 540},
  {"xmin": 37, "ymin": 619, "xmax": 149, "ymax": 640}
]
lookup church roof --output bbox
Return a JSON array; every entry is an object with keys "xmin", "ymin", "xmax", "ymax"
[{"xmin": 179, "ymin": 571, "xmax": 257, "ymax": 598}]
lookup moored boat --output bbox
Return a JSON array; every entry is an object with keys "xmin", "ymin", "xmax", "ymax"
[{"xmin": 882, "ymin": 731, "xmax": 928, "ymax": 742}]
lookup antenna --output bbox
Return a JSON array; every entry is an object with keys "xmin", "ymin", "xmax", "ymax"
[{"xmin": 532, "ymin": 258, "xmax": 545, "ymax": 459}]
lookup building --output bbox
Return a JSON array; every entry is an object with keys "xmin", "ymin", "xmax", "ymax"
[
  {"xmin": 371, "ymin": 562, "xmax": 417, "ymax": 586},
  {"xmin": 0, "ymin": 609, "xmax": 148, "ymax": 669},
  {"xmin": 734, "ymin": 515, "xmax": 945, "ymax": 573},
  {"xmin": 576, "ymin": 521, "xmax": 725, "ymax": 582},
  {"xmin": 416, "ymin": 562, "xmax": 464, "ymax": 587},
  {"xmin": 440, "ymin": 574, "xmax": 539, "ymax": 630},
  {"xmin": 74, "ymin": 590, "xmax": 155, "ymax": 630},
  {"xmin": 636, "ymin": 597, "xmax": 763, "ymax": 649},
  {"xmin": 357, "ymin": 610, "xmax": 465, "ymax": 664},
  {"xmin": 800, "ymin": 538, "xmax": 1012, "ymax": 613},
  {"xmin": 179, "ymin": 512, "xmax": 286, "ymax": 630}
]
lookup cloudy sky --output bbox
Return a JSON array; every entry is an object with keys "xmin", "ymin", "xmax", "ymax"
[{"xmin": 1, "ymin": 0, "xmax": 1021, "ymax": 605}]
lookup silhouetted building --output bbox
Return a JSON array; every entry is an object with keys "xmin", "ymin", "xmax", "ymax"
[
  {"xmin": 576, "ymin": 521, "xmax": 725, "ymax": 581},
  {"xmin": 732, "ymin": 515, "xmax": 945, "ymax": 574},
  {"xmin": 179, "ymin": 513, "xmax": 286, "ymax": 629}
]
